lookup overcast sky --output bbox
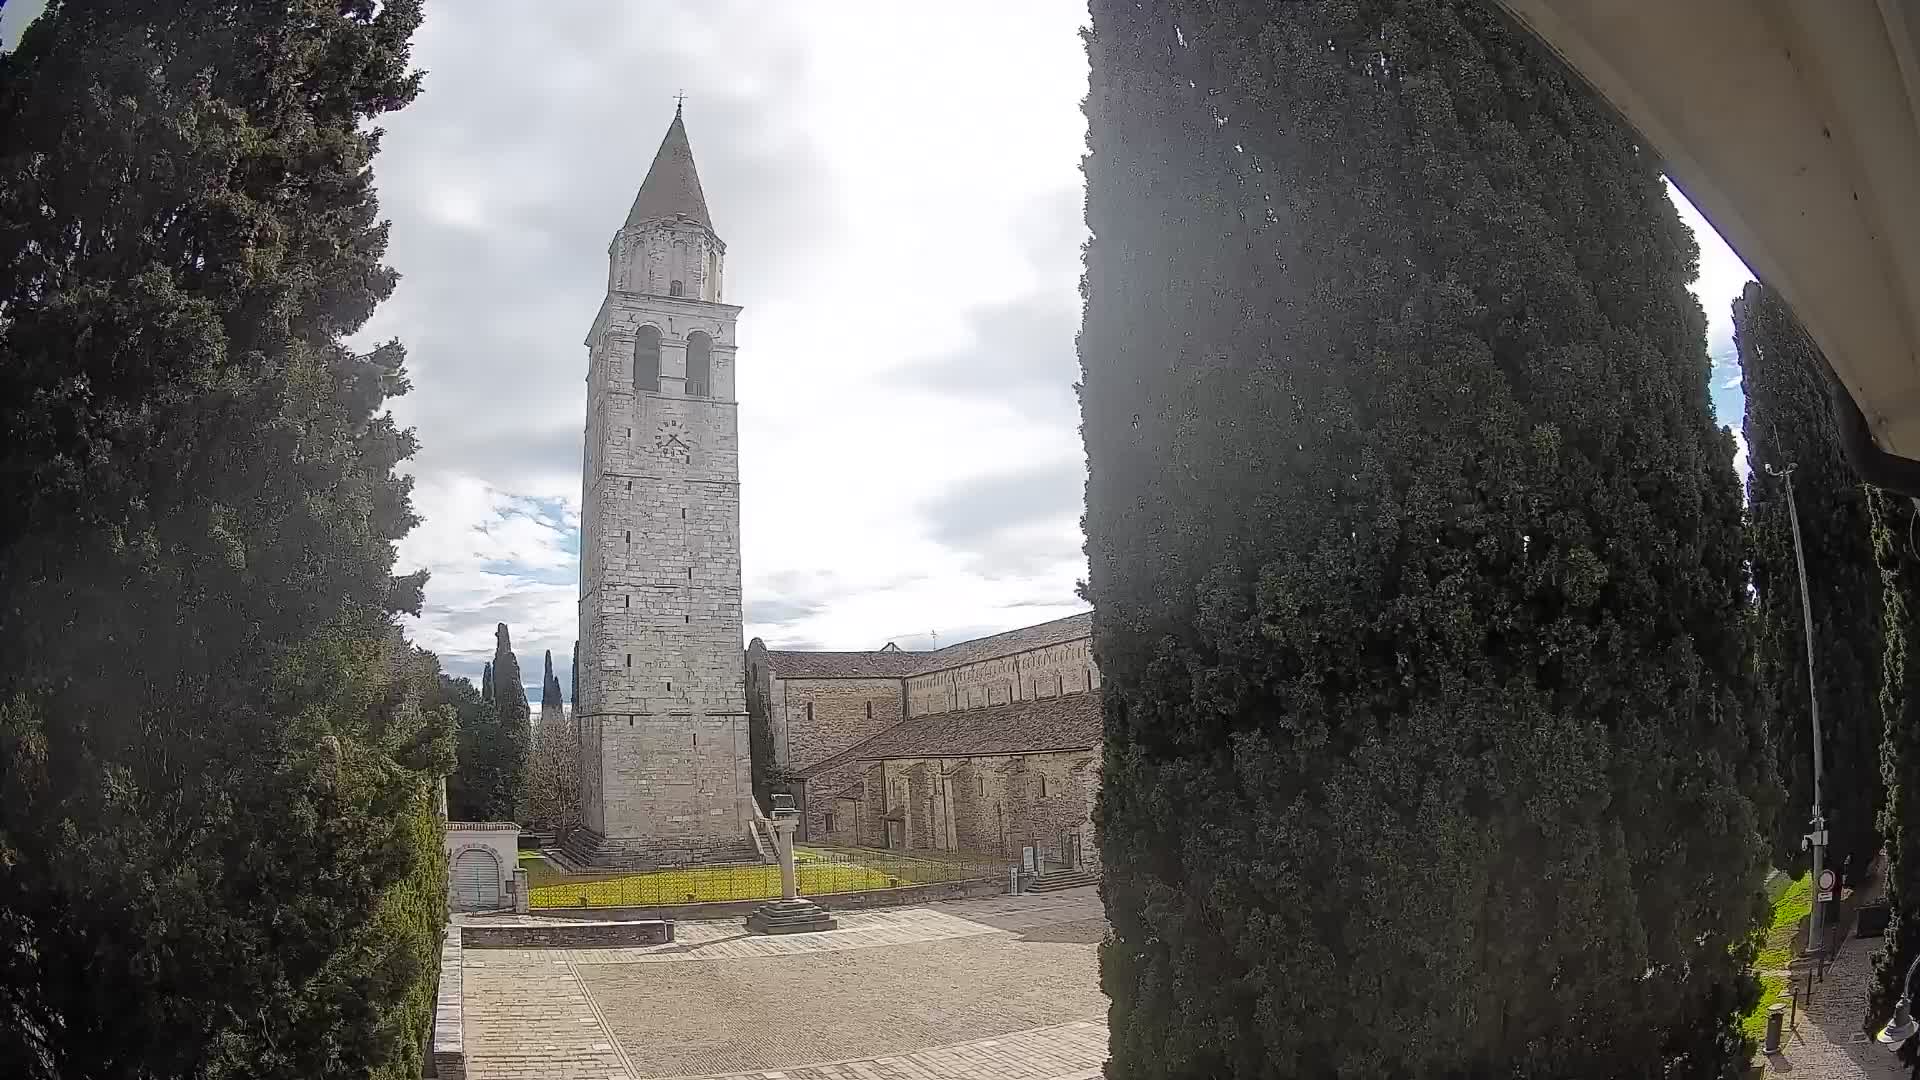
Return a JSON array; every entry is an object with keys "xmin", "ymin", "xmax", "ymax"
[{"xmin": 2, "ymin": 2, "xmax": 1753, "ymax": 700}]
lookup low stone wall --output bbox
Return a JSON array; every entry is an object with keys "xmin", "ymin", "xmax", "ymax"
[
  {"xmin": 430, "ymin": 930, "xmax": 464, "ymax": 1079},
  {"xmin": 461, "ymin": 919, "xmax": 675, "ymax": 949},
  {"xmin": 530, "ymin": 873, "xmax": 1001, "ymax": 923}
]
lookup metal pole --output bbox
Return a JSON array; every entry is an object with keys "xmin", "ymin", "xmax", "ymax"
[{"xmin": 1770, "ymin": 462, "xmax": 1829, "ymax": 953}]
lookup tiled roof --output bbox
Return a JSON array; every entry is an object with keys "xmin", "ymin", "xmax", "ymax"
[
  {"xmin": 909, "ymin": 612, "xmax": 1091, "ymax": 676},
  {"xmin": 762, "ymin": 611, "xmax": 1093, "ymax": 682},
  {"xmin": 800, "ymin": 691, "xmax": 1102, "ymax": 777},
  {"xmin": 763, "ymin": 650, "xmax": 923, "ymax": 679},
  {"xmin": 626, "ymin": 109, "xmax": 713, "ymax": 232}
]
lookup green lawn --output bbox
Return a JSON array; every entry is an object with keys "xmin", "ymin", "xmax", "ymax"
[
  {"xmin": 520, "ymin": 845, "xmax": 992, "ymax": 909},
  {"xmin": 1741, "ymin": 872, "xmax": 1812, "ymax": 1040}
]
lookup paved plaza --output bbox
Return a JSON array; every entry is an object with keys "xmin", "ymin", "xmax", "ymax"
[
  {"xmin": 1755, "ymin": 914, "xmax": 1906, "ymax": 1078},
  {"xmin": 458, "ymin": 889, "xmax": 1111, "ymax": 1080}
]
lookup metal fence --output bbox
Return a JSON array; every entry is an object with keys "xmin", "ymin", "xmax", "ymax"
[{"xmin": 525, "ymin": 845, "xmax": 999, "ymax": 910}]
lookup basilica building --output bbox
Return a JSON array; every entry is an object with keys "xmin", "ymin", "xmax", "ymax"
[{"xmin": 747, "ymin": 612, "xmax": 1102, "ymax": 873}]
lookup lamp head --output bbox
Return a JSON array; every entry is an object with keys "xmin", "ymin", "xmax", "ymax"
[{"xmin": 1878, "ymin": 997, "xmax": 1918, "ymax": 1048}]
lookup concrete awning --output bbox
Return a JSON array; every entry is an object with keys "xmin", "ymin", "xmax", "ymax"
[{"xmin": 1497, "ymin": 1, "xmax": 1920, "ymax": 477}]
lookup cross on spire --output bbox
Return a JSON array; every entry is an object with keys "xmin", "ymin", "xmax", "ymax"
[{"xmin": 673, "ymin": 89, "xmax": 687, "ymax": 115}]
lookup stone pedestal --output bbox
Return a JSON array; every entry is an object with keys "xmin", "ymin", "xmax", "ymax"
[
  {"xmin": 746, "ymin": 896, "xmax": 838, "ymax": 935},
  {"xmin": 746, "ymin": 802, "xmax": 838, "ymax": 935}
]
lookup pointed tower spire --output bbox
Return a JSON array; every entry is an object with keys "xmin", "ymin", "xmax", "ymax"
[{"xmin": 625, "ymin": 107, "xmax": 713, "ymax": 233}]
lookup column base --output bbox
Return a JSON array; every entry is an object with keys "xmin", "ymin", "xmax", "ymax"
[{"xmin": 745, "ymin": 897, "xmax": 839, "ymax": 935}]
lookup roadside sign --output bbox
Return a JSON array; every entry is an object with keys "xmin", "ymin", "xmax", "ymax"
[{"xmin": 1818, "ymin": 868, "xmax": 1837, "ymax": 902}]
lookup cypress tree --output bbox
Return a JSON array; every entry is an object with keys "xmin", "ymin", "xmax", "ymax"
[
  {"xmin": 542, "ymin": 649, "xmax": 563, "ymax": 714},
  {"xmin": 1080, "ymin": 2, "xmax": 1768, "ymax": 1076},
  {"xmin": 0, "ymin": 2, "xmax": 446, "ymax": 1075},
  {"xmin": 482, "ymin": 660, "xmax": 495, "ymax": 703},
  {"xmin": 488, "ymin": 622, "xmax": 531, "ymax": 817},
  {"xmin": 1737, "ymin": 281, "xmax": 1885, "ymax": 883},
  {"xmin": 440, "ymin": 672, "xmax": 490, "ymax": 820},
  {"xmin": 524, "ymin": 650, "xmax": 578, "ymax": 837},
  {"xmin": 1872, "ymin": 489, "xmax": 1920, "ymax": 1051},
  {"xmin": 571, "ymin": 640, "xmax": 579, "ymax": 714}
]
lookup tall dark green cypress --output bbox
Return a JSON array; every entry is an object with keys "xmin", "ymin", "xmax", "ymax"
[
  {"xmin": 482, "ymin": 660, "xmax": 495, "ymax": 703},
  {"xmin": 0, "ymin": 2, "xmax": 446, "ymax": 1076},
  {"xmin": 542, "ymin": 649, "xmax": 562, "ymax": 712},
  {"xmin": 489, "ymin": 622, "xmax": 531, "ymax": 816},
  {"xmin": 1737, "ymin": 281, "xmax": 1885, "ymax": 883},
  {"xmin": 1080, "ymin": 2, "xmax": 1768, "ymax": 1076},
  {"xmin": 1872, "ymin": 489, "xmax": 1920, "ymax": 1049}
]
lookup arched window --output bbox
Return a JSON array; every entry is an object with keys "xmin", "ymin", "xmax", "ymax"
[
  {"xmin": 634, "ymin": 325, "xmax": 661, "ymax": 392},
  {"xmin": 686, "ymin": 331, "xmax": 712, "ymax": 397},
  {"xmin": 669, "ymin": 279, "xmax": 685, "ymax": 297}
]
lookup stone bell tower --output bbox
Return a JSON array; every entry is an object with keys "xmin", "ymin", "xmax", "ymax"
[{"xmin": 571, "ymin": 104, "xmax": 755, "ymax": 867}]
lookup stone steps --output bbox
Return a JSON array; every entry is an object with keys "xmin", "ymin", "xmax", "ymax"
[
  {"xmin": 559, "ymin": 828, "xmax": 764, "ymax": 870},
  {"xmin": 1026, "ymin": 869, "xmax": 1100, "ymax": 893},
  {"xmin": 745, "ymin": 897, "xmax": 840, "ymax": 935}
]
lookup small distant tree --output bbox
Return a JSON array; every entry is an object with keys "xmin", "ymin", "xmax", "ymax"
[
  {"xmin": 489, "ymin": 623, "xmax": 531, "ymax": 814},
  {"xmin": 522, "ymin": 650, "xmax": 580, "ymax": 838},
  {"xmin": 1739, "ymin": 281, "xmax": 1884, "ymax": 882},
  {"xmin": 439, "ymin": 672, "xmax": 491, "ymax": 820},
  {"xmin": 447, "ymin": 626, "xmax": 529, "ymax": 820}
]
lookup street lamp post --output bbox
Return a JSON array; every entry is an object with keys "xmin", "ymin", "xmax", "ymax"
[{"xmin": 1767, "ymin": 461, "xmax": 1830, "ymax": 955}]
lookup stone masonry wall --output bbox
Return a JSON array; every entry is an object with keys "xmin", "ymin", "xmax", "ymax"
[
  {"xmin": 769, "ymin": 675, "xmax": 903, "ymax": 774},
  {"xmin": 611, "ymin": 219, "xmax": 724, "ymax": 304},
  {"xmin": 905, "ymin": 638, "xmax": 1100, "ymax": 718},
  {"xmin": 848, "ymin": 750, "xmax": 1098, "ymax": 870},
  {"xmin": 577, "ymin": 221, "xmax": 750, "ymax": 857}
]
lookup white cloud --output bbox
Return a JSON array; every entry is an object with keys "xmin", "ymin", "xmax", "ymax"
[
  {"xmin": 395, "ymin": 473, "xmax": 580, "ymax": 692},
  {"xmin": 354, "ymin": 1, "xmax": 1095, "ymax": 681}
]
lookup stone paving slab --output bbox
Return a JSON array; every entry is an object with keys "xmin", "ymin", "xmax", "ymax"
[
  {"xmin": 460, "ymin": 889, "xmax": 1111, "ymax": 1080},
  {"xmin": 584, "ymin": 930, "xmax": 1105, "ymax": 1077},
  {"xmin": 656, "ymin": 1020, "xmax": 1109, "ymax": 1080},
  {"xmin": 1756, "ymin": 927, "xmax": 1904, "ymax": 1079},
  {"xmin": 463, "ymin": 954, "xmax": 631, "ymax": 1080}
]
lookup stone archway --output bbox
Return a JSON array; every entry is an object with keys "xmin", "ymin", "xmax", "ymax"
[{"xmin": 451, "ymin": 846, "xmax": 503, "ymax": 911}]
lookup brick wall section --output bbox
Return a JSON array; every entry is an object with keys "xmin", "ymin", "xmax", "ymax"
[
  {"xmin": 770, "ymin": 676, "xmax": 903, "ymax": 774},
  {"xmin": 906, "ymin": 637, "xmax": 1100, "ymax": 717},
  {"xmin": 799, "ymin": 755, "xmax": 866, "ymax": 842},
  {"xmin": 460, "ymin": 920, "xmax": 673, "ymax": 949},
  {"xmin": 819, "ymin": 749, "xmax": 1099, "ymax": 870},
  {"xmin": 431, "ymin": 930, "xmax": 464, "ymax": 1080}
]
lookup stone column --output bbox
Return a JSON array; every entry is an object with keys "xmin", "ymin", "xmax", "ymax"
[
  {"xmin": 774, "ymin": 816, "xmax": 798, "ymax": 900},
  {"xmin": 746, "ymin": 797, "xmax": 836, "ymax": 934}
]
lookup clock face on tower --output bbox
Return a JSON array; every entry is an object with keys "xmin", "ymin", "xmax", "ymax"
[{"xmin": 652, "ymin": 418, "xmax": 692, "ymax": 463}]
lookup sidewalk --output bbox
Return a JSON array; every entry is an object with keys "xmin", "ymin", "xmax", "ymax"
[{"xmin": 1757, "ymin": 878, "xmax": 1904, "ymax": 1079}]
